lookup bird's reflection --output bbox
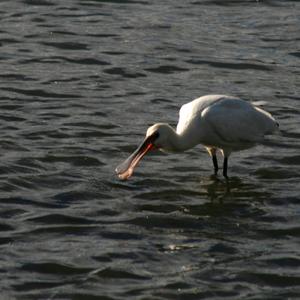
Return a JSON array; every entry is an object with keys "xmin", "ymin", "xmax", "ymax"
[
  {"xmin": 181, "ymin": 176, "xmax": 255, "ymax": 218},
  {"xmin": 200, "ymin": 175, "xmax": 244, "ymax": 203}
]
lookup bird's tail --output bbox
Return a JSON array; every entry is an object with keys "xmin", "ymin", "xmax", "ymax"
[{"xmin": 251, "ymin": 100, "xmax": 268, "ymax": 106}]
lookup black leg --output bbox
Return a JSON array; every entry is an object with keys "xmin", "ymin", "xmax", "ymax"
[
  {"xmin": 223, "ymin": 157, "xmax": 228, "ymax": 178},
  {"xmin": 212, "ymin": 155, "xmax": 218, "ymax": 175}
]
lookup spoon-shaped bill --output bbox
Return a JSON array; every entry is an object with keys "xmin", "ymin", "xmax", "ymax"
[{"xmin": 115, "ymin": 136, "xmax": 155, "ymax": 180}]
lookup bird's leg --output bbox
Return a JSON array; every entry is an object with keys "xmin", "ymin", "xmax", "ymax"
[
  {"xmin": 223, "ymin": 157, "xmax": 228, "ymax": 179},
  {"xmin": 212, "ymin": 154, "xmax": 218, "ymax": 175},
  {"xmin": 206, "ymin": 147, "xmax": 218, "ymax": 175}
]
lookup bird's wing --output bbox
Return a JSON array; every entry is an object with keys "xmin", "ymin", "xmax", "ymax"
[
  {"xmin": 176, "ymin": 95, "xmax": 227, "ymax": 135},
  {"xmin": 201, "ymin": 99, "xmax": 273, "ymax": 144},
  {"xmin": 176, "ymin": 102, "xmax": 195, "ymax": 135}
]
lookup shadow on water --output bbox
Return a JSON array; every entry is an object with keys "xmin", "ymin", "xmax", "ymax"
[
  {"xmin": 199, "ymin": 175, "xmax": 270, "ymax": 203},
  {"xmin": 175, "ymin": 175, "xmax": 273, "ymax": 221},
  {"xmin": 127, "ymin": 172, "xmax": 273, "ymax": 230}
]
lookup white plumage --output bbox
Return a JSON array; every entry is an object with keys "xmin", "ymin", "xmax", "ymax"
[
  {"xmin": 176, "ymin": 95, "xmax": 277, "ymax": 155},
  {"xmin": 116, "ymin": 95, "xmax": 278, "ymax": 180}
]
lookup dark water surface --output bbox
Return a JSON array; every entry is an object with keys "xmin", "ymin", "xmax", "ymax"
[{"xmin": 1, "ymin": 0, "xmax": 300, "ymax": 299}]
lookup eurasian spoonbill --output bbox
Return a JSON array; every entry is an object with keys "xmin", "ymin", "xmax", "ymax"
[{"xmin": 116, "ymin": 95, "xmax": 278, "ymax": 180}]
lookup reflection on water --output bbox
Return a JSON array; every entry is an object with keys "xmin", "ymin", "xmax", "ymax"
[
  {"xmin": 201, "ymin": 176, "xmax": 232, "ymax": 202},
  {"xmin": 0, "ymin": 0, "xmax": 300, "ymax": 299}
]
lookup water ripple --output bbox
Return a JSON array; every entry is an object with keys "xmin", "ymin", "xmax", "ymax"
[
  {"xmin": 0, "ymin": 0, "xmax": 299, "ymax": 299},
  {"xmin": 1, "ymin": 87, "xmax": 80, "ymax": 99},
  {"xmin": 186, "ymin": 59, "xmax": 273, "ymax": 71}
]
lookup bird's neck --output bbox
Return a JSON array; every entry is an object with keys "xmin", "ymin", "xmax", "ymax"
[{"xmin": 162, "ymin": 125, "xmax": 195, "ymax": 152}]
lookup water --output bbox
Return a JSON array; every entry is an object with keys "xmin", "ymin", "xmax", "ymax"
[{"xmin": 0, "ymin": 0, "xmax": 299, "ymax": 299}]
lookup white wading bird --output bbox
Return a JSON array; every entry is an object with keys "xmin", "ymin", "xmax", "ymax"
[{"xmin": 116, "ymin": 95, "xmax": 278, "ymax": 180}]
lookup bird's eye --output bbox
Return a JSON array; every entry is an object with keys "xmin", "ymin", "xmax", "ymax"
[{"xmin": 153, "ymin": 131, "xmax": 160, "ymax": 139}]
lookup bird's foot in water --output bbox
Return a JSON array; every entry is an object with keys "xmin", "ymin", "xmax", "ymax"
[
  {"xmin": 210, "ymin": 173, "xmax": 230, "ymax": 191},
  {"xmin": 210, "ymin": 173, "xmax": 220, "ymax": 181}
]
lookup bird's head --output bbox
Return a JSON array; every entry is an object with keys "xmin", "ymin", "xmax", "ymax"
[
  {"xmin": 146, "ymin": 123, "xmax": 176, "ymax": 150},
  {"xmin": 115, "ymin": 123, "xmax": 174, "ymax": 180}
]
